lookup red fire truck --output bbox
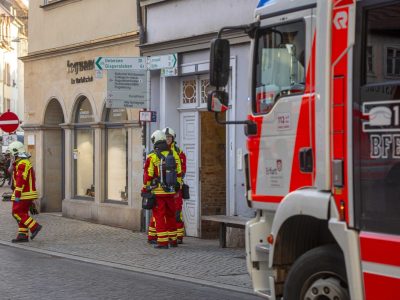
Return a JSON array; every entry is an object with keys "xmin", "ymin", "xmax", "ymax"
[{"xmin": 208, "ymin": 0, "xmax": 400, "ymax": 299}]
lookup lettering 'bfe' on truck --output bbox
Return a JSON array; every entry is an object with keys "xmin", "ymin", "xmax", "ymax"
[{"xmin": 207, "ymin": 0, "xmax": 400, "ymax": 299}]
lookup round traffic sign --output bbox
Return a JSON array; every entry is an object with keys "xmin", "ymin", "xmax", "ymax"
[{"xmin": 0, "ymin": 111, "xmax": 19, "ymax": 133}]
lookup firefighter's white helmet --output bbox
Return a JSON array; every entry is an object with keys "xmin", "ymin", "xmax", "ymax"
[
  {"xmin": 151, "ymin": 130, "xmax": 166, "ymax": 144},
  {"xmin": 8, "ymin": 141, "xmax": 28, "ymax": 157},
  {"xmin": 162, "ymin": 127, "xmax": 176, "ymax": 139}
]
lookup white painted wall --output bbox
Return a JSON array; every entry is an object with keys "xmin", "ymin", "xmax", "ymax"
[{"xmin": 146, "ymin": 0, "xmax": 259, "ymax": 44}]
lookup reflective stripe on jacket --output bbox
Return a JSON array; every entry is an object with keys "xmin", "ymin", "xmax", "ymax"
[
  {"xmin": 171, "ymin": 142, "xmax": 186, "ymax": 177},
  {"xmin": 12, "ymin": 158, "xmax": 38, "ymax": 200}
]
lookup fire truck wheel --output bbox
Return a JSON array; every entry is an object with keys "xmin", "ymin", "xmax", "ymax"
[{"xmin": 283, "ymin": 244, "xmax": 349, "ymax": 300}]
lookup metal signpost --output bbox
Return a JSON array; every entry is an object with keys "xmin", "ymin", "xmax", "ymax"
[{"xmin": 97, "ymin": 54, "xmax": 177, "ymax": 230}]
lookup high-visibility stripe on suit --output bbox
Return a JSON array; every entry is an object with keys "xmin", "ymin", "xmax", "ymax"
[
  {"xmin": 11, "ymin": 158, "xmax": 40, "ymax": 235},
  {"xmin": 143, "ymin": 149, "xmax": 182, "ymax": 246},
  {"xmin": 171, "ymin": 142, "xmax": 186, "ymax": 242}
]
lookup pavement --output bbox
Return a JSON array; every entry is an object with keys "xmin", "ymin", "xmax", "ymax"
[{"xmin": 0, "ymin": 186, "xmax": 255, "ymax": 296}]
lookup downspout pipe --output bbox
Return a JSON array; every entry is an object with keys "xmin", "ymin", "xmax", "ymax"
[{"xmin": 136, "ymin": 0, "xmax": 146, "ymax": 44}]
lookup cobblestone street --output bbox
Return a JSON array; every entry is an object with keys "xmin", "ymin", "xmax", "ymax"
[{"xmin": 0, "ymin": 186, "xmax": 253, "ymax": 295}]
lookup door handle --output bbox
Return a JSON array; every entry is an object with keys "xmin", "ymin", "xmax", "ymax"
[{"xmin": 299, "ymin": 148, "xmax": 313, "ymax": 173}]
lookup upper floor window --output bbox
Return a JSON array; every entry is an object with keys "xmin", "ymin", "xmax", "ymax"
[
  {"xmin": 366, "ymin": 46, "xmax": 374, "ymax": 75},
  {"xmin": 386, "ymin": 47, "xmax": 400, "ymax": 78}
]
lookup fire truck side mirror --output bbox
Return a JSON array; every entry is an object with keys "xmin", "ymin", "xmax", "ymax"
[
  {"xmin": 210, "ymin": 38, "xmax": 230, "ymax": 88},
  {"xmin": 207, "ymin": 90, "xmax": 229, "ymax": 113}
]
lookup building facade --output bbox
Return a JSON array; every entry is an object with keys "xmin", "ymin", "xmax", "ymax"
[
  {"xmin": 23, "ymin": 0, "xmax": 143, "ymax": 229},
  {"xmin": 140, "ymin": 0, "xmax": 258, "ymax": 241},
  {"xmin": 0, "ymin": 0, "xmax": 28, "ymax": 149}
]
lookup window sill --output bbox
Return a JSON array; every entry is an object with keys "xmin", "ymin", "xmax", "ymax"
[
  {"xmin": 41, "ymin": 0, "xmax": 81, "ymax": 10},
  {"xmin": 104, "ymin": 199, "xmax": 128, "ymax": 205},
  {"xmin": 73, "ymin": 196, "xmax": 94, "ymax": 201}
]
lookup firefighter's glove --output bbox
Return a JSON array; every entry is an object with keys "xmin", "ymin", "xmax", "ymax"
[
  {"xmin": 141, "ymin": 191, "xmax": 154, "ymax": 199},
  {"xmin": 14, "ymin": 197, "xmax": 20, "ymax": 202},
  {"xmin": 29, "ymin": 202, "xmax": 39, "ymax": 215},
  {"xmin": 175, "ymin": 182, "xmax": 181, "ymax": 192},
  {"xmin": 176, "ymin": 210, "xmax": 182, "ymax": 222}
]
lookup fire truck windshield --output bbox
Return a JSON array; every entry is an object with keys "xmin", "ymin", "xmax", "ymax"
[{"xmin": 253, "ymin": 20, "xmax": 305, "ymax": 114}]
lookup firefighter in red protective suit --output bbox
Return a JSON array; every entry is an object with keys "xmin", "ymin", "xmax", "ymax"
[
  {"xmin": 163, "ymin": 127, "xmax": 186, "ymax": 244},
  {"xmin": 8, "ymin": 141, "xmax": 42, "ymax": 243},
  {"xmin": 143, "ymin": 130, "xmax": 182, "ymax": 249}
]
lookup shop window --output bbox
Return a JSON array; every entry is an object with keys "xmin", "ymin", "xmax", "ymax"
[
  {"xmin": 105, "ymin": 108, "xmax": 128, "ymax": 203},
  {"xmin": 385, "ymin": 47, "xmax": 400, "ymax": 78},
  {"xmin": 74, "ymin": 98, "xmax": 94, "ymax": 199},
  {"xmin": 366, "ymin": 46, "xmax": 374, "ymax": 75}
]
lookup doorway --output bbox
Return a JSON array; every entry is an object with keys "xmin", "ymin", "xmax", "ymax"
[
  {"xmin": 43, "ymin": 99, "xmax": 64, "ymax": 212},
  {"xmin": 200, "ymin": 111, "xmax": 226, "ymax": 238}
]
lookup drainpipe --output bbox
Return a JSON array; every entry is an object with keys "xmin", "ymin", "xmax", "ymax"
[{"xmin": 136, "ymin": 0, "xmax": 146, "ymax": 45}]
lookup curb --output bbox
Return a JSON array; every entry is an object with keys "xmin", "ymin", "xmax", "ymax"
[{"xmin": 0, "ymin": 240, "xmax": 255, "ymax": 296}]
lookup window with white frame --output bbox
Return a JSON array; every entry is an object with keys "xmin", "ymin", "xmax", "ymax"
[
  {"xmin": 386, "ymin": 47, "xmax": 400, "ymax": 77},
  {"xmin": 181, "ymin": 76, "xmax": 214, "ymax": 107},
  {"xmin": 182, "ymin": 79, "xmax": 197, "ymax": 105},
  {"xmin": 366, "ymin": 46, "xmax": 374, "ymax": 75}
]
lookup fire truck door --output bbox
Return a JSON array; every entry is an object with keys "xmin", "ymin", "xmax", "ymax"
[
  {"xmin": 353, "ymin": 1, "xmax": 400, "ymax": 298},
  {"xmin": 250, "ymin": 8, "xmax": 314, "ymax": 203}
]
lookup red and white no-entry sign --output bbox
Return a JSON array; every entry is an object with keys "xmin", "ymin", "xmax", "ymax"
[{"xmin": 0, "ymin": 111, "xmax": 19, "ymax": 133}]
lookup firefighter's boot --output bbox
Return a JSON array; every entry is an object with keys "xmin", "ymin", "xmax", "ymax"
[
  {"xmin": 12, "ymin": 234, "xmax": 29, "ymax": 243},
  {"xmin": 30, "ymin": 224, "xmax": 42, "ymax": 240},
  {"xmin": 154, "ymin": 244, "xmax": 169, "ymax": 249},
  {"xmin": 147, "ymin": 239, "xmax": 157, "ymax": 245}
]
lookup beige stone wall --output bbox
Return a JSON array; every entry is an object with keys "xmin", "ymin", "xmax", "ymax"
[
  {"xmin": 23, "ymin": 39, "xmax": 143, "ymax": 229},
  {"xmin": 29, "ymin": 0, "xmax": 137, "ymax": 53},
  {"xmin": 24, "ymin": 42, "xmax": 139, "ymax": 124}
]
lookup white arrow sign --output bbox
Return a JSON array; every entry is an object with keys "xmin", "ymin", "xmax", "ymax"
[{"xmin": 148, "ymin": 54, "xmax": 178, "ymax": 70}]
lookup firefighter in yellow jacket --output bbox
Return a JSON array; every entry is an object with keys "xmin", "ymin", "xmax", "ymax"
[
  {"xmin": 143, "ymin": 130, "xmax": 182, "ymax": 249},
  {"xmin": 9, "ymin": 141, "xmax": 42, "ymax": 243}
]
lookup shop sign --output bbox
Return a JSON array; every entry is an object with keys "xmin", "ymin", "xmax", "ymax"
[
  {"xmin": 67, "ymin": 60, "xmax": 95, "ymax": 74},
  {"xmin": 106, "ymin": 70, "xmax": 148, "ymax": 108},
  {"xmin": 67, "ymin": 59, "xmax": 95, "ymax": 85}
]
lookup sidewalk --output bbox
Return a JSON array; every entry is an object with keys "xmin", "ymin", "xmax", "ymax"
[{"xmin": 0, "ymin": 186, "xmax": 254, "ymax": 295}]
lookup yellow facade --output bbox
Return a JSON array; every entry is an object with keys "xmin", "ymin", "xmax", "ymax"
[{"xmin": 23, "ymin": 0, "xmax": 144, "ymax": 229}]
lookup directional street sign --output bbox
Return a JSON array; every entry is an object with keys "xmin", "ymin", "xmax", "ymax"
[
  {"xmin": 161, "ymin": 67, "xmax": 178, "ymax": 77},
  {"xmin": 148, "ymin": 54, "xmax": 178, "ymax": 70},
  {"xmin": 106, "ymin": 70, "xmax": 148, "ymax": 108},
  {"xmin": 0, "ymin": 111, "xmax": 19, "ymax": 133},
  {"xmin": 95, "ymin": 57, "xmax": 147, "ymax": 71}
]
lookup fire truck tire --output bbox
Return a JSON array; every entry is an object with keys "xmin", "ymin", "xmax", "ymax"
[{"xmin": 283, "ymin": 244, "xmax": 349, "ymax": 300}]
